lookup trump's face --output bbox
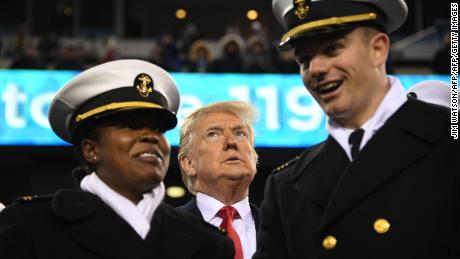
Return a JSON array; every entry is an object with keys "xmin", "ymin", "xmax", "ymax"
[{"xmin": 181, "ymin": 111, "xmax": 257, "ymax": 199}]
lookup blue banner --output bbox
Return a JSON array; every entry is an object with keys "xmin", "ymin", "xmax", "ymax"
[{"xmin": 0, "ymin": 70, "xmax": 449, "ymax": 147}]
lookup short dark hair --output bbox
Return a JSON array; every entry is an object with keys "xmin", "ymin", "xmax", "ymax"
[
  {"xmin": 360, "ymin": 26, "xmax": 381, "ymax": 44},
  {"xmin": 71, "ymin": 120, "xmax": 101, "ymax": 182}
]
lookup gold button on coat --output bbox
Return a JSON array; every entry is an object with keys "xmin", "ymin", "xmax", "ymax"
[
  {"xmin": 374, "ymin": 218, "xmax": 390, "ymax": 234},
  {"xmin": 322, "ymin": 235, "xmax": 337, "ymax": 250}
]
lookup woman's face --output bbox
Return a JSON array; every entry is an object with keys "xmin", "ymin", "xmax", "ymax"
[{"xmin": 82, "ymin": 111, "xmax": 171, "ymax": 202}]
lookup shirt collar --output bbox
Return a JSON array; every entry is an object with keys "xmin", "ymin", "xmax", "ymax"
[
  {"xmin": 327, "ymin": 76, "xmax": 408, "ymax": 160},
  {"xmin": 196, "ymin": 192, "xmax": 252, "ymax": 222}
]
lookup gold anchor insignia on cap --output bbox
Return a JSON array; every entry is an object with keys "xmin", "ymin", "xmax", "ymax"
[
  {"xmin": 294, "ymin": 0, "xmax": 309, "ymax": 19},
  {"xmin": 136, "ymin": 73, "xmax": 153, "ymax": 97}
]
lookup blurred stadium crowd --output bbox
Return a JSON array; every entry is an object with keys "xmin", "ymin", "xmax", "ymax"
[
  {"xmin": 0, "ymin": 22, "xmax": 299, "ymax": 73},
  {"xmin": 0, "ymin": 0, "xmax": 451, "ymax": 74}
]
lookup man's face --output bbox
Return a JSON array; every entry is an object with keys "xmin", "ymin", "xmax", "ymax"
[
  {"xmin": 184, "ymin": 111, "xmax": 257, "ymax": 197},
  {"xmin": 294, "ymin": 28, "xmax": 387, "ymax": 128},
  {"xmin": 85, "ymin": 111, "xmax": 171, "ymax": 198}
]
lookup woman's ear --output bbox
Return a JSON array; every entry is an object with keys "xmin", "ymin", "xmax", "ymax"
[
  {"xmin": 369, "ymin": 32, "xmax": 390, "ymax": 67},
  {"xmin": 179, "ymin": 155, "xmax": 197, "ymax": 177},
  {"xmin": 82, "ymin": 139, "xmax": 100, "ymax": 164}
]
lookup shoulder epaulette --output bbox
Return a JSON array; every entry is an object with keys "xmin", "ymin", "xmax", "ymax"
[
  {"xmin": 13, "ymin": 194, "xmax": 53, "ymax": 205},
  {"xmin": 271, "ymin": 156, "xmax": 300, "ymax": 174}
]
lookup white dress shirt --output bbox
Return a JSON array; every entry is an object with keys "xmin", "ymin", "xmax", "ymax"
[
  {"xmin": 327, "ymin": 76, "xmax": 408, "ymax": 161},
  {"xmin": 196, "ymin": 192, "xmax": 256, "ymax": 259},
  {"xmin": 80, "ymin": 172, "xmax": 165, "ymax": 239}
]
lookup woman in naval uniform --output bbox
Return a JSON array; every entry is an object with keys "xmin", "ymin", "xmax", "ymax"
[{"xmin": 0, "ymin": 59, "xmax": 234, "ymax": 259}]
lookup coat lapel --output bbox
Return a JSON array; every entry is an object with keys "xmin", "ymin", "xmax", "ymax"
[
  {"xmin": 250, "ymin": 203, "xmax": 260, "ymax": 230},
  {"xmin": 320, "ymin": 99, "xmax": 447, "ymax": 228},
  {"xmin": 293, "ymin": 138, "xmax": 349, "ymax": 208},
  {"xmin": 178, "ymin": 198, "xmax": 205, "ymax": 220},
  {"xmin": 146, "ymin": 203, "xmax": 203, "ymax": 258},
  {"xmin": 52, "ymin": 190, "xmax": 153, "ymax": 259}
]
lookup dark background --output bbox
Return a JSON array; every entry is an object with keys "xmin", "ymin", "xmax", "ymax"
[
  {"xmin": 0, "ymin": 0, "xmax": 450, "ymax": 39},
  {"xmin": 0, "ymin": 145, "xmax": 304, "ymax": 207}
]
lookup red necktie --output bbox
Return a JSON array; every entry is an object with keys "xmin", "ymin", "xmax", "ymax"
[{"xmin": 218, "ymin": 206, "xmax": 243, "ymax": 259}]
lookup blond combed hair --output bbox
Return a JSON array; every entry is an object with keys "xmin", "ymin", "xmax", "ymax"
[{"xmin": 178, "ymin": 100, "xmax": 258, "ymax": 194}]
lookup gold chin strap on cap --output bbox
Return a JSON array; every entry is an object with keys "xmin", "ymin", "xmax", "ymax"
[
  {"xmin": 281, "ymin": 12, "xmax": 377, "ymax": 45},
  {"xmin": 75, "ymin": 101, "xmax": 163, "ymax": 122}
]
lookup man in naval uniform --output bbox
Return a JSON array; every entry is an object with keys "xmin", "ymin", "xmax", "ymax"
[{"xmin": 254, "ymin": 0, "xmax": 460, "ymax": 258}]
